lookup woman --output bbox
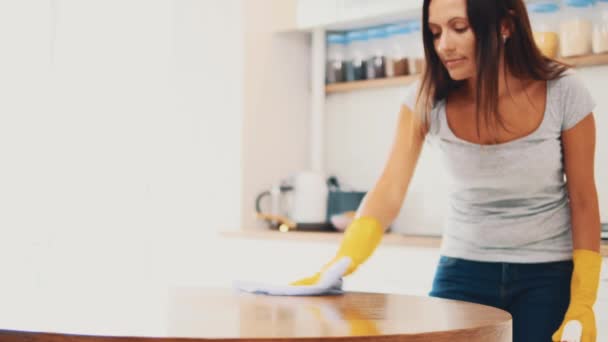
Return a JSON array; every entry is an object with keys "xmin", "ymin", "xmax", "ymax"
[{"xmin": 292, "ymin": 0, "xmax": 602, "ymax": 341}]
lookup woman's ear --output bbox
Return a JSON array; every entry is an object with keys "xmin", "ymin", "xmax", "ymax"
[
  {"xmin": 500, "ymin": 23, "xmax": 510, "ymax": 42},
  {"xmin": 501, "ymin": 10, "xmax": 516, "ymax": 40}
]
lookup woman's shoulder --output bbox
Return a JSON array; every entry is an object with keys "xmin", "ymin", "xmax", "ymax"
[
  {"xmin": 547, "ymin": 68, "xmax": 596, "ymax": 131},
  {"xmin": 402, "ymin": 79, "xmax": 445, "ymax": 112},
  {"xmin": 549, "ymin": 68, "xmax": 585, "ymax": 91},
  {"xmin": 400, "ymin": 80, "xmax": 441, "ymax": 140},
  {"xmin": 402, "ymin": 79, "xmax": 420, "ymax": 110}
]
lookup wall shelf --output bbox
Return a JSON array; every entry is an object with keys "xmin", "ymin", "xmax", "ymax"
[
  {"xmin": 326, "ymin": 74, "xmax": 418, "ymax": 94},
  {"xmin": 325, "ymin": 52, "xmax": 608, "ymax": 95},
  {"xmin": 559, "ymin": 52, "xmax": 608, "ymax": 68}
]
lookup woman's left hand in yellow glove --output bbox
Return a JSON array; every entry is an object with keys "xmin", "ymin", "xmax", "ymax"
[
  {"xmin": 290, "ymin": 217, "xmax": 384, "ymax": 286},
  {"xmin": 552, "ymin": 249, "xmax": 603, "ymax": 342}
]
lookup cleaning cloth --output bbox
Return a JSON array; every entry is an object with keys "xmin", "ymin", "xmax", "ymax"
[{"xmin": 234, "ymin": 257, "xmax": 350, "ymax": 296}]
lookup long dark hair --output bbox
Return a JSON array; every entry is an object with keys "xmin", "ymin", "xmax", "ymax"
[{"xmin": 416, "ymin": 0, "xmax": 568, "ymax": 137}]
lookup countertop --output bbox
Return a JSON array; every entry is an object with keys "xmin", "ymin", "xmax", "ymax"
[{"xmin": 222, "ymin": 230, "xmax": 608, "ymax": 257}]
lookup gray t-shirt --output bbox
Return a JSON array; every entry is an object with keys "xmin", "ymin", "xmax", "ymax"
[{"xmin": 405, "ymin": 71, "xmax": 596, "ymax": 263}]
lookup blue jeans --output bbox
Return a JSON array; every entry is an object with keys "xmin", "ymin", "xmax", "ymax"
[{"xmin": 429, "ymin": 255, "xmax": 573, "ymax": 342}]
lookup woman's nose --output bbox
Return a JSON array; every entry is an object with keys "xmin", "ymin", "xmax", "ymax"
[{"xmin": 436, "ymin": 32, "xmax": 454, "ymax": 54}]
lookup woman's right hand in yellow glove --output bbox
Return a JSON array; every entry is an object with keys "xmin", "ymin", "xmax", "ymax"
[
  {"xmin": 290, "ymin": 216, "xmax": 384, "ymax": 286},
  {"xmin": 552, "ymin": 249, "xmax": 602, "ymax": 342}
]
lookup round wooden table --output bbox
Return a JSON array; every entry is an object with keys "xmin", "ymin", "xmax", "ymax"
[{"xmin": 0, "ymin": 288, "xmax": 512, "ymax": 341}]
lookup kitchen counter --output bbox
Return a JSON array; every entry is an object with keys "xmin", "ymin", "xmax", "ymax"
[{"xmin": 222, "ymin": 230, "xmax": 608, "ymax": 257}]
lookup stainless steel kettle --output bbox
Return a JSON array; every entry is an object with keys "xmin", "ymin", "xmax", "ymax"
[
  {"xmin": 255, "ymin": 171, "xmax": 330, "ymax": 231},
  {"xmin": 255, "ymin": 182, "xmax": 296, "ymax": 231}
]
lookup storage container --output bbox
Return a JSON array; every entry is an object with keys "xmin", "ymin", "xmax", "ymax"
[
  {"xmin": 528, "ymin": 1, "xmax": 561, "ymax": 58},
  {"xmin": 560, "ymin": 0, "xmax": 594, "ymax": 57},
  {"xmin": 326, "ymin": 33, "xmax": 347, "ymax": 84}
]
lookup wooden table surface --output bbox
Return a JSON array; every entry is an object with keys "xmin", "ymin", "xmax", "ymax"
[{"xmin": 0, "ymin": 288, "xmax": 512, "ymax": 342}]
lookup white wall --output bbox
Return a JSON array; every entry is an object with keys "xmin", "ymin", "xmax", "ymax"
[
  {"xmin": 0, "ymin": 0, "xmax": 243, "ymax": 294},
  {"xmin": 325, "ymin": 66, "xmax": 608, "ymax": 235},
  {"xmin": 241, "ymin": 0, "xmax": 311, "ymax": 232}
]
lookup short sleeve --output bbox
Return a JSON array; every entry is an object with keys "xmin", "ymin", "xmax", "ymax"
[
  {"xmin": 402, "ymin": 79, "xmax": 420, "ymax": 111},
  {"xmin": 559, "ymin": 72, "xmax": 595, "ymax": 131},
  {"xmin": 400, "ymin": 79, "xmax": 441, "ymax": 146}
]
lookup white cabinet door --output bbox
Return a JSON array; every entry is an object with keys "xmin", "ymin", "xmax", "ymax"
[
  {"xmin": 296, "ymin": 0, "xmax": 339, "ymax": 29},
  {"xmin": 343, "ymin": 245, "xmax": 440, "ymax": 296},
  {"xmin": 599, "ymin": 257, "xmax": 608, "ymax": 300},
  {"xmin": 595, "ymin": 258, "xmax": 608, "ymax": 340},
  {"xmin": 219, "ymin": 236, "xmax": 440, "ymax": 296},
  {"xmin": 336, "ymin": 0, "xmax": 420, "ymax": 22},
  {"xmin": 596, "ymin": 298, "xmax": 608, "ymax": 341},
  {"xmin": 296, "ymin": 0, "xmax": 422, "ymax": 30}
]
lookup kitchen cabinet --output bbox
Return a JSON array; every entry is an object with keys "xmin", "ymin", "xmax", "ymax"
[
  {"xmin": 295, "ymin": 0, "xmax": 419, "ymax": 31},
  {"xmin": 596, "ymin": 300, "xmax": 608, "ymax": 341},
  {"xmin": 223, "ymin": 234, "xmax": 608, "ymax": 298},
  {"xmin": 332, "ymin": 0, "xmax": 419, "ymax": 30},
  {"xmin": 296, "ymin": 0, "xmax": 338, "ymax": 30},
  {"xmin": 598, "ymin": 300, "xmax": 607, "ymax": 341},
  {"xmin": 219, "ymin": 233, "xmax": 439, "ymax": 294},
  {"xmin": 599, "ymin": 257, "xmax": 608, "ymax": 300},
  {"xmin": 337, "ymin": 0, "xmax": 416, "ymax": 19},
  {"xmin": 597, "ymin": 258, "xmax": 608, "ymax": 340},
  {"xmin": 342, "ymin": 244, "xmax": 439, "ymax": 295}
]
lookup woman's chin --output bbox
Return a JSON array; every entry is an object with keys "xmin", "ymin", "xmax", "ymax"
[{"xmin": 447, "ymin": 71, "xmax": 471, "ymax": 81}]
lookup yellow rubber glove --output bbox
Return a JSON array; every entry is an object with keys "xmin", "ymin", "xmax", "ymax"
[
  {"xmin": 290, "ymin": 216, "xmax": 384, "ymax": 286},
  {"xmin": 552, "ymin": 249, "xmax": 603, "ymax": 342}
]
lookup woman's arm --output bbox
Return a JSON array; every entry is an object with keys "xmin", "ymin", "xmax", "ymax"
[
  {"xmin": 290, "ymin": 103, "xmax": 428, "ymax": 285},
  {"xmin": 357, "ymin": 104, "xmax": 427, "ymax": 230},
  {"xmin": 562, "ymin": 113, "xmax": 601, "ymax": 252},
  {"xmin": 553, "ymin": 112, "xmax": 603, "ymax": 342}
]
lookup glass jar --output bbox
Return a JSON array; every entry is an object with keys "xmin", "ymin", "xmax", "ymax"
[
  {"xmin": 528, "ymin": 1, "xmax": 560, "ymax": 58},
  {"xmin": 326, "ymin": 33, "xmax": 347, "ymax": 84},
  {"xmin": 385, "ymin": 23, "xmax": 411, "ymax": 77},
  {"xmin": 593, "ymin": 0, "xmax": 608, "ymax": 53},
  {"xmin": 408, "ymin": 20, "xmax": 425, "ymax": 74},
  {"xmin": 365, "ymin": 26, "xmax": 389, "ymax": 79},
  {"xmin": 345, "ymin": 30, "xmax": 368, "ymax": 81},
  {"xmin": 560, "ymin": 0, "xmax": 594, "ymax": 57}
]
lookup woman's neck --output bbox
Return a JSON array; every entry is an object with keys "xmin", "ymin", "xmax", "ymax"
[{"xmin": 463, "ymin": 56, "xmax": 526, "ymax": 103}]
